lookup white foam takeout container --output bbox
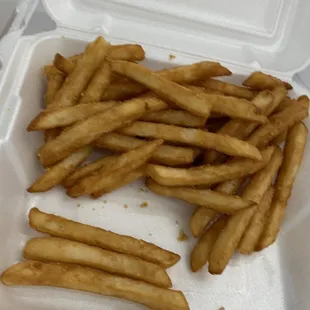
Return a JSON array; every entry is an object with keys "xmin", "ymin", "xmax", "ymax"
[{"xmin": 0, "ymin": 0, "xmax": 310, "ymax": 309}]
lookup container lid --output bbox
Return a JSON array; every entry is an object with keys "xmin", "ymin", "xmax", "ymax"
[{"xmin": 42, "ymin": 0, "xmax": 310, "ymax": 76}]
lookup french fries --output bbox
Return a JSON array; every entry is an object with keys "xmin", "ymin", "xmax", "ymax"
[
  {"xmin": 67, "ymin": 139, "xmax": 162, "ymax": 197},
  {"xmin": 1, "ymin": 261, "xmax": 189, "ymax": 310},
  {"xmin": 38, "ymin": 97, "xmax": 167, "ymax": 167},
  {"xmin": 29, "ymin": 208, "xmax": 180, "ymax": 268},
  {"xmin": 96, "ymin": 133, "xmax": 200, "ymax": 166},
  {"xmin": 27, "ymin": 147, "xmax": 92, "ymax": 192},
  {"xmin": 190, "ymin": 207, "xmax": 217, "ymax": 238},
  {"xmin": 54, "ymin": 53, "xmax": 75, "ymax": 75},
  {"xmin": 147, "ymin": 179, "xmax": 253, "ymax": 213},
  {"xmin": 24, "ymin": 237, "xmax": 171, "ymax": 288},
  {"xmin": 109, "ymin": 60, "xmax": 212, "ymax": 118},
  {"xmin": 119, "ymin": 121, "xmax": 262, "ymax": 160},
  {"xmin": 257, "ymin": 122, "xmax": 308, "ymax": 250}
]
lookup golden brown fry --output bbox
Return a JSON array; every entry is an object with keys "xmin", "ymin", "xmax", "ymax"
[
  {"xmin": 238, "ymin": 187, "xmax": 274, "ymax": 254},
  {"xmin": 1, "ymin": 261, "xmax": 189, "ymax": 310},
  {"xmin": 243, "ymin": 71, "xmax": 292, "ymax": 90},
  {"xmin": 119, "ymin": 121, "xmax": 262, "ymax": 160},
  {"xmin": 272, "ymin": 129, "xmax": 288, "ymax": 145},
  {"xmin": 141, "ymin": 109, "xmax": 206, "ymax": 128},
  {"xmin": 147, "ymin": 179, "xmax": 253, "ymax": 213},
  {"xmin": 24, "ymin": 237, "xmax": 171, "ymax": 288},
  {"xmin": 68, "ymin": 139, "xmax": 162, "ymax": 197},
  {"xmin": 102, "ymin": 81, "xmax": 146, "ymax": 101},
  {"xmin": 38, "ymin": 97, "xmax": 167, "ymax": 167},
  {"xmin": 53, "ymin": 53, "xmax": 75, "ymax": 75},
  {"xmin": 78, "ymin": 61, "xmax": 111, "ymax": 103},
  {"xmin": 28, "ymin": 208, "xmax": 180, "ymax": 268},
  {"xmin": 257, "ymin": 122, "xmax": 308, "ymax": 250},
  {"xmin": 96, "ymin": 133, "xmax": 200, "ymax": 166},
  {"xmin": 27, "ymin": 147, "xmax": 92, "ymax": 192},
  {"xmin": 110, "ymin": 60, "xmax": 212, "ymax": 118},
  {"xmin": 49, "ymin": 37, "xmax": 110, "ymax": 109},
  {"xmin": 28, "ymin": 101, "xmax": 116, "ymax": 131},
  {"xmin": 147, "ymin": 147, "xmax": 273, "ymax": 187},
  {"xmin": 201, "ymin": 78, "xmax": 256, "ymax": 100},
  {"xmin": 190, "ymin": 217, "xmax": 227, "ymax": 272},
  {"xmin": 108, "ymin": 44, "xmax": 145, "ymax": 61},
  {"xmin": 44, "ymin": 128, "xmax": 62, "ymax": 142}
]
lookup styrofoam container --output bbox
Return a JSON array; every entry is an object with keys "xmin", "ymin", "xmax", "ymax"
[{"xmin": 0, "ymin": 0, "xmax": 310, "ymax": 309}]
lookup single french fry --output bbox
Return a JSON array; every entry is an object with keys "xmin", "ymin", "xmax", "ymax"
[
  {"xmin": 247, "ymin": 96, "xmax": 309, "ymax": 148},
  {"xmin": 201, "ymin": 78, "xmax": 256, "ymax": 100},
  {"xmin": 102, "ymin": 81, "xmax": 146, "ymax": 101},
  {"xmin": 28, "ymin": 101, "xmax": 116, "ymax": 131},
  {"xmin": 147, "ymin": 179, "xmax": 253, "ymax": 213},
  {"xmin": 38, "ymin": 97, "xmax": 167, "ymax": 167},
  {"xmin": 147, "ymin": 146, "xmax": 273, "ymax": 187},
  {"xmin": 1, "ymin": 261, "xmax": 189, "ymax": 310},
  {"xmin": 43, "ymin": 66, "xmax": 65, "ymax": 106},
  {"xmin": 28, "ymin": 208, "xmax": 180, "ymax": 268},
  {"xmin": 243, "ymin": 71, "xmax": 292, "ymax": 90},
  {"xmin": 49, "ymin": 37, "xmax": 110, "ymax": 109},
  {"xmin": 24, "ymin": 237, "xmax": 171, "ymax": 288},
  {"xmin": 141, "ymin": 109, "xmax": 206, "ymax": 128},
  {"xmin": 119, "ymin": 121, "xmax": 262, "ymax": 161},
  {"xmin": 27, "ymin": 147, "xmax": 92, "ymax": 192},
  {"xmin": 78, "ymin": 61, "xmax": 111, "ymax": 103},
  {"xmin": 67, "ymin": 139, "xmax": 163, "ymax": 197},
  {"xmin": 272, "ymin": 129, "xmax": 288, "ymax": 145},
  {"xmin": 257, "ymin": 122, "xmax": 308, "ymax": 250},
  {"xmin": 53, "ymin": 53, "xmax": 76, "ymax": 75},
  {"xmin": 190, "ymin": 217, "xmax": 227, "ymax": 272},
  {"xmin": 96, "ymin": 133, "xmax": 200, "ymax": 166},
  {"xmin": 109, "ymin": 60, "xmax": 212, "ymax": 118},
  {"xmin": 238, "ymin": 187, "xmax": 274, "ymax": 254}
]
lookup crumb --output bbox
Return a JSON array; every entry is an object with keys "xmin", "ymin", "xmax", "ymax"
[
  {"xmin": 103, "ymin": 200, "xmax": 107, "ymax": 204},
  {"xmin": 77, "ymin": 203, "xmax": 81, "ymax": 208},
  {"xmin": 140, "ymin": 201, "xmax": 148, "ymax": 208},
  {"xmin": 175, "ymin": 220, "xmax": 179, "ymax": 225},
  {"xmin": 218, "ymin": 307, "xmax": 225, "ymax": 310},
  {"xmin": 177, "ymin": 229, "xmax": 188, "ymax": 241},
  {"xmin": 149, "ymin": 233, "xmax": 152, "ymax": 236},
  {"xmin": 169, "ymin": 54, "xmax": 176, "ymax": 60},
  {"xmin": 139, "ymin": 187, "xmax": 148, "ymax": 193},
  {"xmin": 124, "ymin": 204, "xmax": 128, "ymax": 209},
  {"xmin": 93, "ymin": 208, "xmax": 95, "ymax": 211}
]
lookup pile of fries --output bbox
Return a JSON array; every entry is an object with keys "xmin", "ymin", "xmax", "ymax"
[
  {"xmin": 8, "ymin": 35, "xmax": 309, "ymax": 284},
  {"xmin": 1, "ymin": 208, "xmax": 189, "ymax": 310}
]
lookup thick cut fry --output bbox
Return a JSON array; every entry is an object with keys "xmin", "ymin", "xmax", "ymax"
[
  {"xmin": 119, "ymin": 122, "xmax": 262, "ymax": 161},
  {"xmin": 238, "ymin": 187, "xmax": 274, "ymax": 254},
  {"xmin": 24, "ymin": 237, "xmax": 171, "ymax": 288},
  {"xmin": 204, "ymin": 88, "xmax": 286, "ymax": 164},
  {"xmin": 38, "ymin": 97, "xmax": 167, "ymax": 167},
  {"xmin": 96, "ymin": 133, "xmax": 200, "ymax": 166},
  {"xmin": 243, "ymin": 71, "xmax": 292, "ymax": 90},
  {"xmin": 1, "ymin": 261, "xmax": 189, "ymax": 310},
  {"xmin": 110, "ymin": 60, "xmax": 212, "ymax": 118},
  {"xmin": 27, "ymin": 147, "xmax": 92, "ymax": 192},
  {"xmin": 141, "ymin": 109, "xmax": 206, "ymax": 128},
  {"xmin": 190, "ymin": 217, "xmax": 227, "ymax": 272},
  {"xmin": 28, "ymin": 208, "xmax": 180, "ymax": 268},
  {"xmin": 147, "ymin": 147, "xmax": 273, "ymax": 187},
  {"xmin": 147, "ymin": 179, "xmax": 253, "ymax": 213},
  {"xmin": 63, "ymin": 155, "xmax": 117, "ymax": 188},
  {"xmin": 247, "ymin": 97, "xmax": 309, "ymax": 148},
  {"xmin": 68, "ymin": 139, "xmax": 162, "ymax": 197},
  {"xmin": 49, "ymin": 37, "xmax": 110, "ymax": 109},
  {"xmin": 257, "ymin": 122, "xmax": 308, "ymax": 250},
  {"xmin": 201, "ymin": 78, "xmax": 256, "ymax": 100},
  {"xmin": 28, "ymin": 101, "xmax": 116, "ymax": 131},
  {"xmin": 43, "ymin": 66, "xmax": 65, "ymax": 106},
  {"xmin": 78, "ymin": 61, "xmax": 111, "ymax": 103}
]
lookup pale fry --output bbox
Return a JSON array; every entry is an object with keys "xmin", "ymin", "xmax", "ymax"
[
  {"xmin": 38, "ymin": 97, "xmax": 167, "ymax": 167},
  {"xmin": 257, "ymin": 122, "xmax": 308, "ymax": 249},
  {"xmin": 243, "ymin": 71, "xmax": 292, "ymax": 90},
  {"xmin": 28, "ymin": 101, "xmax": 116, "ymax": 131},
  {"xmin": 201, "ymin": 78, "xmax": 256, "ymax": 100},
  {"xmin": 68, "ymin": 139, "xmax": 162, "ymax": 197},
  {"xmin": 147, "ymin": 179, "xmax": 253, "ymax": 213},
  {"xmin": 27, "ymin": 147, "xmax": 92, "ymax": 192},
  {"xmin": 96, "ymin": 132, "xmax": 200, "ymax": 166},
  {"xmin": 49, "ymin": 37, "xmax": 110, "ymax": 109},
  {"xmin": 24, "ymin": 237, "xmax": 171, "ymax": 288},
  {"xmin": 28, "ymin": 208, "xmax": 180, "ymax": 268},
  {"xmin": 119, "ymin": 121, "xmax": 262, "ymax": 160},
  {"xmin": 110, "ymin": 60, "xmax": 212, "ymax": 118},
  {"xmin": 1, "ymin": 261, "xmax": 189, "ymax": 310},
  {"xmin": 190, "ymin": 217, "xmax": 227, "ymax": 272},
  {"xmin": 238, "ymin": 187, "xmax": 274, "ymax": 254}
]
